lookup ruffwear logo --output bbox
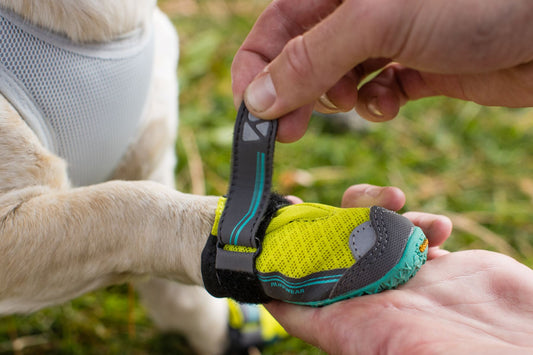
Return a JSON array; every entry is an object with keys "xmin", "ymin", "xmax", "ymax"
[
  {"xmin": 242, "ymin": 112, "xmax": 272, "ymax": 142},
  {"xmin": 270, "ymin": 281, "xmax": 305, "ymax": 295}
]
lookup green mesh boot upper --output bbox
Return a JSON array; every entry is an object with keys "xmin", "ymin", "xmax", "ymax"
[{"xmin": 208, "ymin": 197, "xmax": 428, "ymax": 306}]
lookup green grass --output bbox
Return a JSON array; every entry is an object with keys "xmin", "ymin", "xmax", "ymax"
[{"xmin": 3, "ymin": 0, "xmax": 533, "ymax": 353}]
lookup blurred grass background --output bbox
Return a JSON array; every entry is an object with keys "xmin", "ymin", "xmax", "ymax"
[{"xmin": 2, "ymin": 0, "xmax": 533, "ymax": 353}]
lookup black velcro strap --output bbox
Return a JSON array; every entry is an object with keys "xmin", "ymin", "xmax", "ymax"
[
  {"xmin": 217, "ymin": 102, "xmax": 277, "ymax": 249},
  {"xmin": 201, "ymin": 102, "xmax": 286, "ymax": 303},
  {"xmin": 201, "ymin": 193, "xmax": 290, "ymax": 303}
]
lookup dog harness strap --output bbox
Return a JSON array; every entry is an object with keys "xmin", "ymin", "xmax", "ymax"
[{"xmin": 217, "ymin": 102, "xmax": 277, "ymax": 251}]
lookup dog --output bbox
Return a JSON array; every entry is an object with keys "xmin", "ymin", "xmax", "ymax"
[{"xmin": 0, "ymin": 1, "xmax": 230, "ymax": 353}]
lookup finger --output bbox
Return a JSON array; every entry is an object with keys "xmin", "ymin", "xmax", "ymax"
[
  {"xmin": 265, "ymin": 301, "xmax": 321, "ymax": 345},
  {"xmin": 355, "ymin": 65, "xmax": 412, "ymax": 121},
  {"xmin": 427, "ymin": 246, "xmax": 450, "ymax": 260},
  {"xmin": 232, "ymin": 0, "xmax": 340, "ymax": 108},
  {"xmin": 402, "ymin": 211, "xmax": 453, "ymax": 247},
  {"xmin": 314, "ymin": 58, "xmax": 392, "ymax": 114},
  {"xmin": 285, "ymin": 195, "xmax": 304, "ymax": 204},
  {"xmin": 315, "ymin": 93, "xmax": 343, "ymax": 114},
  {"xmin": 316, "ymin": 74, "xmax": 359, "ymax": 114},
  {"xmin": 232, "ymin": 53, "xmax": 270, "ymax": 110},
  {"xmin": 356, "ymin": 62, "xmax": 533, "ymax": 122},
  {"xmin": 355, "ymin": 64, "xmax": 445, "ymax": 121},
  {"xmin": 341, "ymin": 184, "xmax": 406, "ymax": 211},
  {"xmin": 243, "ymin": 0, "xmax": 403, "ymax": 119},
  {"xmin": 276, "ymin": 104, "xmax": 314, "ymax": 143}
]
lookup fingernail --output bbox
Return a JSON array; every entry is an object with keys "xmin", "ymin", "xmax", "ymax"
[
  {"xmin": 365, "ymin": 186, "xmax": 382, "ymax": 197},
  {"xmin": 318, "ymin": 94, "xmax": 339, "ymax": 112},
  {"xmin": 245, "ymin": 72, "xmax": 276, "ymax": 112},
  {"xmin": 367, "ymin": 98, "xmax": 384, "ymax": 117}
]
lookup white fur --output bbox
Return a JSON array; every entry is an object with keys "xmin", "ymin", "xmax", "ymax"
[
  {"xmin": 0, "ymin": 2, "xmax": 228, "ymax": 354},
  {"xmin": 0, "ymin": 0, "xmax": 156, "ymax": 42}
]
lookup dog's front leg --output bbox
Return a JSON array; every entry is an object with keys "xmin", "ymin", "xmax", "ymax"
[{"xmin": 0, "ymin": 181, "xmax": 217, "ymax": 314}]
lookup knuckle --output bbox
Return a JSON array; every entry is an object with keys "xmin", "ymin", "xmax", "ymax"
[{"xmin": 283, "ymin": 35, "xmax": 319, "ymax": 88}]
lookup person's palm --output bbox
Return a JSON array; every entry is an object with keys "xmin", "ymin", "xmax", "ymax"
[{"xmin": 269, "ymin": 250, "xmax": 533, "ymax": 354}]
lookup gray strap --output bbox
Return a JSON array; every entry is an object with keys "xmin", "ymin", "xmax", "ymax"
[
  {"xmin": 215, "ymin": 249, "xmax": 256, "ymax": 274},
  {"xmin": 216, "ymin": 102, "xmax": 277, "ymax": 271}
]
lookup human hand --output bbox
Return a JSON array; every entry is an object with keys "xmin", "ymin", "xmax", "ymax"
[
  {"xmin": 232, "ymin": 0, "xmax": 533, "ymax": 142},
  {"xmin": 266, "ymin": 184, "xmax": 533, "ymax": 354},
  {"xmin": 268, "ymin": 250, "xmax": 533, "ymax": 354}
]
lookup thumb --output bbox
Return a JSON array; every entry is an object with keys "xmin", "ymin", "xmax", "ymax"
[{"xmin": 243, "ymin": 0, "xmax": 396, "ymax": 120}]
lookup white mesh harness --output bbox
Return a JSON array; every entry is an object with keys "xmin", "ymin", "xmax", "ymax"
[{"xmin": 0, "ymin": 8, "xmax": 154, "ymax": 187}]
